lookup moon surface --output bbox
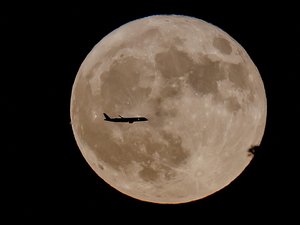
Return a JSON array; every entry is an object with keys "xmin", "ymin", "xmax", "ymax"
[{"xmin": 70, "ymin": 15, "xmax": 267, "ymax": 204}]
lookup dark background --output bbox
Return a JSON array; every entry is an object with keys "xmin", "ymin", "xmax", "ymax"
[{"xmin": 3, "ymin": 1, "xmax": 298, "ymax": 224}]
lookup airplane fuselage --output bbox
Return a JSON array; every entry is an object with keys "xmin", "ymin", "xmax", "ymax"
[{"xmin": 104, "ymin": 117, "xmax": 148, "ymax": 123}]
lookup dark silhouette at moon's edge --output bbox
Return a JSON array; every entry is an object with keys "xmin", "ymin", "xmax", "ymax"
[{"xmin": 248, "ymin": 145, "xmax": 259, "ymax": 156}]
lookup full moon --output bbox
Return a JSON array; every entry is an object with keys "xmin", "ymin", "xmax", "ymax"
[{"xmin": 70, "ymin": 15, "xmax": 267, "ymax": 204}]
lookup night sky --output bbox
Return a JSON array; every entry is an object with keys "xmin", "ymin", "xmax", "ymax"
[{"xmin": 3, "ymin": 2, "xmax": 298, "ymax": 224}]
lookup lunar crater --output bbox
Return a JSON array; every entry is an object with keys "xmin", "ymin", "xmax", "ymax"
[{"xmin": 213, "ymin": 37, "xmax": 232, "ymax": 55}]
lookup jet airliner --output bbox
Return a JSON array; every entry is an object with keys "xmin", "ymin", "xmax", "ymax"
[{"xmin": 103, "ymin": 113, "xmax": 148, "ymax": 123}]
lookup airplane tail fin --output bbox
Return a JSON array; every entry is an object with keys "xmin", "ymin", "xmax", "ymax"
[{"xmin": 103, "ymin": 113, "xmax": 111, "ymax": 120}]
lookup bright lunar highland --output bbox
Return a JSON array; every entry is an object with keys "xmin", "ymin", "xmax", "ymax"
[{"xmin": 70, "ymin": 15, "xmax": 267, "ymax": 203}]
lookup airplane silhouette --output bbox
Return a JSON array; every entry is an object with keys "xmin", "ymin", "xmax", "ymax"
[{"xmin": 103, "ymin": 113, "xmax": 148, "ymax": 123}]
